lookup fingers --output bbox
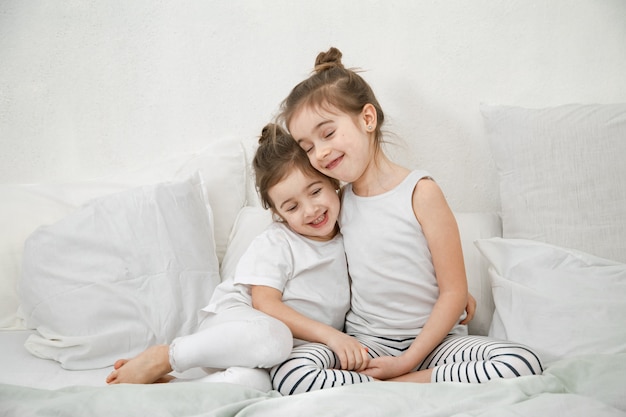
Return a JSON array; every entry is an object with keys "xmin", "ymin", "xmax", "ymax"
[
  {"xmin": 337, "ymin": 346, "xmax": 370, "ymax": 371},
  {"xmin": 353, "ymin": 346, "xmax": 367, "ymax": 371},
  {"xmin": 337, "ymin": 351, "xmax": 348, "ymax": 370},
  {"xmin": 358, "ymin": 347, "xmax": 370, "ymax": 371},
  {"xmin": 459, "ymin": 296, "xmax": 476, "ymax": 324},
  {"xmin": 337, "ymin": 350, "xmax": 355, "ymax": 370},
  {"xmin": 360, "ymin": 365, "xmax": 380, "ymax": 379},
  {"xmin": 460, "ymin": 308, "xmax": 475, "ymax": 324}
]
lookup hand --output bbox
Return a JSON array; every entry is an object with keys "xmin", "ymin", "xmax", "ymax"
[
  {"xmin": 459, "ymin": 292, "xmax": 476, "ymax": 325},
  {"xmin": 326, "ymin": 332, "xmax": 370, "ymax": 371},
  {"xmin": 361, "ymin": 355, "xmax": 413, "ymax": 380}
]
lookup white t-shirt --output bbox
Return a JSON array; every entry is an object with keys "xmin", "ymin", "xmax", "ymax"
[
  {"xmin": 204, "ymin": 222, "xmax": 350, "ymax": 344},
  {"xmin": 340, "ymin": 170, "xmax": 467, "ymax": 338}
]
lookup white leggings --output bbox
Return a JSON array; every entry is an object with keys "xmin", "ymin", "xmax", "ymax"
[
  {"xmin": 271, "ymin": 334, "xmax": 544, "ymax": 395},
  {"xmin": 169, "ymin": 306, "xmax": 293, "ymax": 390}
]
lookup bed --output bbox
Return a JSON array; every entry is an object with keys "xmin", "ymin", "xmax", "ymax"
[{"xmin": 1, "ymin": 103, "xmax": 625, "ymax": 416}]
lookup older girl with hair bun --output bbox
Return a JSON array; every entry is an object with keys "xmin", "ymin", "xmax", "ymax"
[{"xmin": 270, "ymin": 47, "xmax": 543, "ymax": 395}]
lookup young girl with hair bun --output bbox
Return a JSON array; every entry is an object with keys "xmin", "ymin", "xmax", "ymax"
[
  {"xmin": 270, "ymin": 47, "xmax": 543, "ymax": 395},
  {"xmin": 107, "ymin": 123, "xmax": 370, "ymax": 390}
]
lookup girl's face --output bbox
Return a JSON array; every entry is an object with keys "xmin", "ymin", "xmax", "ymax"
[
  {"xmin": 268, "ymin": 167, "xmax": 340, "ymax": 242},
  {"xmin": 289, "ymin": 104, "xmax": 374, "ymax": 185}
]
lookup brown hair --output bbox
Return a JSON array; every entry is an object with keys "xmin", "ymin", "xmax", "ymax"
[
  {"xmin": 279, "ymin": 47, "xmax": 385, "ymax": 153},
  {"xmin": 253, "ymin": 123, "xmax": 340, "ymax": 210}
]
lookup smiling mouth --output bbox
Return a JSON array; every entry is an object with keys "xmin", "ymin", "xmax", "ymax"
[
  {"xmin": 310, "ymin": 212, "xmax": 327, "ymax": 227},
  {"xmin": 324, "ymin": 155, "xmax": 343, "ymax": 170}
]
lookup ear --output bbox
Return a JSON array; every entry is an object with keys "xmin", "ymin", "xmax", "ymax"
[
  {"xmin": 360, "ymin": 103, "xmax": 377, "ymax": 131},
  {"xmin": 271, "ymin": 210, "xmax": 284, "ymax": 223}
]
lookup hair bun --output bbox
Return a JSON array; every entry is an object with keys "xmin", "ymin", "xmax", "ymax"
[
  {"xmin": 314, "ymin": 47, "xmax": 344, "ymax": 73},
  {"xmin": 259, "ymin": 123, "xmax": 287, "ymax": 145},
  {"xmin": 259, "ymin": 123, "xmax": 275, "ymax": 145}
]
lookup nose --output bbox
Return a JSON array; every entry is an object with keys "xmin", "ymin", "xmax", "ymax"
[
  {"xmin": 303, "ymin": 200, "xmax": 318, "ymax": 218},
  {"xmin": 315, "ymin": 142, "xmax": 331, "ymax": 162}
]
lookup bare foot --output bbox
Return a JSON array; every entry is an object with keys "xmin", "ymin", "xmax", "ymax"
[
  {"xmin": 113, "ymin": 359, "xmax": 128, "ymax": 369},
  {"xmin": 106, "ymin": 345, "xmax": 173, "ymax": 384},
  {"xmin": 155, "ymin": 375, "xmax": 176, "ymax": 383}
]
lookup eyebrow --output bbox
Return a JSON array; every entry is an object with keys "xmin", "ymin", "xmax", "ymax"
[
  {"xmin": 278, "ymin": 179, "xmax": 324, "ymax": 210},
  {"xmin": 296, "ymin": 120, "xmax": 333, "ymax": 144}
]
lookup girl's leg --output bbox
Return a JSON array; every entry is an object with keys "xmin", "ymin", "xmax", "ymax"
[
  {"xmin": 413, "ymin": 335, "xmax": 544, "ymax": 383},
  {"xmin": 270, "ymin": 343, "xmax": 374, "ymax": 395},
  {"xmin": 175, "ymin": 367, "xmax": 273, "ymax": 392},
  {"xmin": 169, "ymin": 307, "xmax": 293, "ymax": 371},
  {"xmin": 107, "ymin": 307, "xmax": 292, "ymax": 384},
  {"xmin": 106, "ymin": 345, "xmax": 172, "ymax": 384}
]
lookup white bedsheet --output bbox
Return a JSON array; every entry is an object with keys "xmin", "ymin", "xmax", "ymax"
[
  {"xmin": 0, "ymin": 330, "xmax": 111, "ymax": 389},
  {"xmin": 1, "ymin": 330, "xmax": 625, "ymax": 417},
  {"xmin": 0, "ymin": 330, "xmax": 209, "ymax": 389}
]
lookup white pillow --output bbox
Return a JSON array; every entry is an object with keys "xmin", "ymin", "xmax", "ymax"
[
  {"xmin": 481, "ymin": 103, "xmax": 626, "ymax": 264},
  {"xmin": 220, "ymin": 206, "xmax": 273, "ymax": 282},
  {"xmin": 475, "ymin": 237, "xmax": 626, "ymax": 366},
  {"xmin": 18, "ymin": 174, "xmax": 221, "ymax": 370},
  {"xmin": 0, "ymin": 137, "xmax": 246, "ymax": 329}
]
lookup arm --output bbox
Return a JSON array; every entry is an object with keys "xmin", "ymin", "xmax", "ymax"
[
  {"xmin": 363, "ymin": 179, "xmax": 468, "ymax": 379},
  {"xmin": 251, "ymin": 285, "xmax": 369, "ymax": 371}
]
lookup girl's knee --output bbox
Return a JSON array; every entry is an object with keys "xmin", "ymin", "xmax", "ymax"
[
  {"xmin": 494, "ymin": 345, "xmax": 544, "ymax": 377},
  {"xmin": 252, "ymin": 317, "xmax": 293, "ymax": 367}
]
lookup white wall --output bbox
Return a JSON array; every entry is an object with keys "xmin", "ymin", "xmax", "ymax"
[{"xmin": 1, "ymin": 0, "xmax": 625, "ymax": 211}]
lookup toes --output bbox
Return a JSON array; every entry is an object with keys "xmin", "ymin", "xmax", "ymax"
[
  {"xmin": 113, "ymin": 359, "xmax": 128, "ymax": 370},
  {"xmin": 106, "ymin": 371, "xmax": 118, "ymax": 384}
]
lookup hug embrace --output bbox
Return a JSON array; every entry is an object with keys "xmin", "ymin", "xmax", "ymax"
[{"xmin": 108, "ymin": 47, "xmax": 543, "ymax": 394}]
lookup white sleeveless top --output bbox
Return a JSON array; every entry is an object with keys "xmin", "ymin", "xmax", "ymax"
[{"xmin": 340, "ymin": 170, "xmax": 466, "ymax": 338}]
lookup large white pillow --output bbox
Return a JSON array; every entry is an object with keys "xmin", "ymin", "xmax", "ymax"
[
  {"xmin": 481, "ymin": 103, "xmax": 626, "ymax": 264},
  {"xmin": 18, "ymin": 174, "xmax": 221, "ymax": 370},
  {"xmin": 0, "ymin": 137, "xmax": 246, "ymax": 329},
  {"xmin": 475, "ymin": 237, "xmax": 626, "ymax": 366}
]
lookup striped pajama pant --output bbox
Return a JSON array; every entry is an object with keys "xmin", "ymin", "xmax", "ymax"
[{"xmin": 270, "ymin": 334, "xmax": 543, "ymax": 395}]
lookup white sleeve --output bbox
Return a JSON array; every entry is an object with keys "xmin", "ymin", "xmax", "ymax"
[{"xmin": 233, "ymin": 228, "xmax": 293, "ymax": 293}]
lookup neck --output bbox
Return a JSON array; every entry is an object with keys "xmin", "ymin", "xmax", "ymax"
[{"xmin": 351, "ymin": 153, "xmax": 410, "ymax": 197}]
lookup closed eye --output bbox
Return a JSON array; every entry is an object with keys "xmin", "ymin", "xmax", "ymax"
[{"xmin": 298, "ymin": 141, "xmax": 314, "ymax": 154}]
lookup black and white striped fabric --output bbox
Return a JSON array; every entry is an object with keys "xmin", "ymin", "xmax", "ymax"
[
  {"xmin": 270, "ymin": 343, "xmax": 373, "ymax": 395},
  {"xmin": 271, "ymin": 335, "xmax": 543, "ymax": 395},
  {"xmin": 419, "ymin": 335, "xmax": 543, "ymax": 382}
]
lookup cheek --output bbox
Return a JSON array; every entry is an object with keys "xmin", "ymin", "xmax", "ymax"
[{"xmin": 308, "ymin": 154, "xmax": 322, "ymax": 170}]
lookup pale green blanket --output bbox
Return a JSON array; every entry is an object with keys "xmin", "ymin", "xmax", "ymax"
[{"xmin": 2, "ymin": 354, "xmax": 625, "ymax": 417}]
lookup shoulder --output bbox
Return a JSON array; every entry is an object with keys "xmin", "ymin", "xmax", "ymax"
[
  {"xmin": 237, "ymin": 223, "xmax": 296, "ymax": 274},
  {"xmin": 411, "ymin": 176, "xmax": 452, "ymax": 225},
  {"xmin": 413, "ymin": 175, "xmax": 441, "ymax": 198},
  {"xmin": 247, "ymin": 222, "xmax": 293, "ymax": 254}
]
